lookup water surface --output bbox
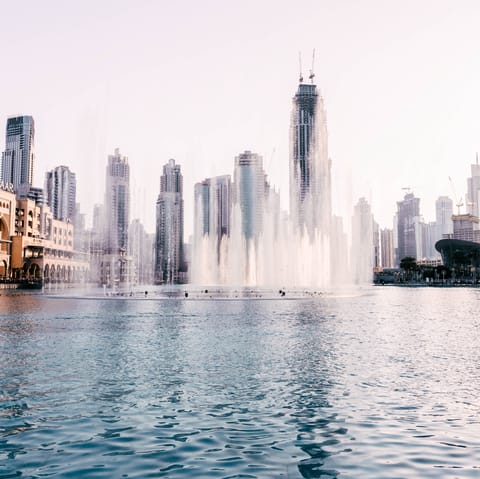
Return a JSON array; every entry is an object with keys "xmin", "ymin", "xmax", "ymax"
[{"xmin": 1, "ymin": 287, "xmax": 480, "ymax": 478}]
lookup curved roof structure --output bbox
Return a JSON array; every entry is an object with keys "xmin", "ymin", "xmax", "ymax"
[{"xmin": 435, "ymin": 238, "xmax": 480, "ymax": 269}]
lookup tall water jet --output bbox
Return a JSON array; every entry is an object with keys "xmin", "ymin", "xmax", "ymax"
[{"xmin": 351, "ymin": 197, "xmax": 374, "ymax": 284}]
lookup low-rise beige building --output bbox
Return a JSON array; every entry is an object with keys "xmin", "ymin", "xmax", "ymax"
[
  {"xmin": 0, "ymin": 186, "xmax": 16, "ymax": 279},
  {"xmin": 0, "ymin": 186, "xmax": 89, "ymax": 284}
]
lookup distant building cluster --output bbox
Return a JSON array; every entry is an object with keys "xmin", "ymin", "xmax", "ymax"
[
  {"xmin": 4, "ymin": 72, "xmax": 480, "ymax": 288},
  {"xmin": 365, "ymin": 156, "xmax": 480, "ymax": 281},
  {"xmin": 0, "ymin": 115, "xmax": 169, "ymax": 287},
  {"xmin": 433, "ymin": 159, "xmax": 480, "ymax": 278},
  {"xmin": 355, "ymin": 192, "xmax": 454, "ymax": 279}
]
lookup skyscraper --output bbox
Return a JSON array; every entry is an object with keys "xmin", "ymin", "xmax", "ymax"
[
  {"xmin": 95, "ymin": 149, "xmax": 130, "ymax": 286},
  {"xmin": 289, "ymin": 77, "xmax": 331, "ymax": 235},
  {"xmin": 194, "ymin": 175, "xmax": 231, "ymax": 244},
  {"xmin": 396, "ymin": 192, "xmax": 421, "ymax": 263},
  {"xmin": 435, "ymin": 195, "xmax": 453, "ymax": 240},
  {"xmin": 380, "ymin": 228, "xmax": 394, "ymax": 268},
  {"xmin": 45, "ymin": 165, "xmax": 77, "ymax": 222},
  {"xmin": 351, "ymin": 197, "xmax": 374, "ymax": 283},
  {"xmin": 421, "ymin": 221, "xmax": 437, "ymax": 259},
  {"xmin": 1, "ymin": 116, "xmax": 35, "ymax": 190},
  {"xmin": 155, "ymin": 159, "xmax": 185, "ymax": 284},
  {"xmin": 373, "ymin": 220, "xmax": 380, "ymax": 269},
  {"xmin": 233, "ymin": 151, "xmax": 267, "ymax": 240},
  {"xmin": 105, "ymin": 148, "xmax": 129, "ymax": 254},
  {"xmin": 467, "ymin": 156, "xmax": 480, "ymax": 218},
  {"xmin": 189, "ymin": 175, "xmax": 232, "ymax": 284}
]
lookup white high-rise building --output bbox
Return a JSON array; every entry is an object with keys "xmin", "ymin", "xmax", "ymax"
[
  {"xmin": 380, "ymin": 228, "xmax": 394, "ymax": 268},
  {"xmin": 351, "ymin": 197, "xmax": 374, "ymax": 283},
  {"xmin": 467, "ymin": 156, "xmax": 480, "ymax": 218},
  {"xmin": 45, "ymin": 165, "xmax": 76, "ymax": 222},
  {"xmin": 373, "ymin": 220, "xmax": 380, "ymax": 269},
  {"xmin": 421, "ymin": 221, "xmax": 437, "ymax": 259},
  {"xmin": 1, "ymin": 116, "xmax": 35, "ymax": 190},
  {"xmin": 435, "ymin": 196, "xmax": 453, "ymax": 239},
  {"xmin": 233, "ymin": 151, "xmax": 267, "ymax": 240}
]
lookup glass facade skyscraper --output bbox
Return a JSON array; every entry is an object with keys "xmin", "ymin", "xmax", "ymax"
[
  {"xmin": 105, "ymin": 148, "xmax": 129, "ymax": 254},
  {"xmin": 289, "ymin": 81, "xmax": 331, "ymax": 235},
  {"xmin": 194, "ymin": 175, "xmax": 231, "ymax": 241},
  {"xmin": 396, "ymin": 192, "xmax": 421, "ymax": 263},
  {"xmin": 155, "ymin": 159, "xmax": 184, "ymax": 284},
  {"xmin": 1, "ymin": 116, "xmax": 35, "ymax": 190},
  {"xmin": 45, "ymin": 165, "xmax": 77, "ymax": 222},
  {"xmin": 233, "ymin": 151, "xmax": 266, "ymax": 240}
]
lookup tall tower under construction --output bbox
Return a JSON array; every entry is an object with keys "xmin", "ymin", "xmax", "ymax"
[{"xmin": 289, "ymin": 64, "xmax": 331, "ymax": 237}]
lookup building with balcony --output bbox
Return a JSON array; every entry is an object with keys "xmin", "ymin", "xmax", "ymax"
[
  {"xmin": 155, "ymin": 159, "xmax": 185, "ymax": 284},
  {"xmin": 45, "ymin": 165, "xmax": 77, "ymax": 222},
  {"xmin": 11, "ymin": 197, "xmax": 88, "ymax": 284}
]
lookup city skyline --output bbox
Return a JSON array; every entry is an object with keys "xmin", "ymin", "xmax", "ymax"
[{"xmin": 1, "ymin": 1, "xmax": 480, "ymax": 235}]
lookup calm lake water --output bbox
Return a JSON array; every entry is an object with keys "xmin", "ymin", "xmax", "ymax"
[{"xmin": 1, "ymin": 287, "xmax": 480, "ymax": 478}]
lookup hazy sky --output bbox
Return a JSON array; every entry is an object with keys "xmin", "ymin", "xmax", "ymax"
[{"xmin": 1, "ymin": 0, "xmax": 479, "ymax": 235}]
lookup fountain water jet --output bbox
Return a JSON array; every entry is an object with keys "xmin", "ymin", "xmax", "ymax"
[{"xmin": 192, "ymin": 78, "xmax": 349, "ymax": 288}]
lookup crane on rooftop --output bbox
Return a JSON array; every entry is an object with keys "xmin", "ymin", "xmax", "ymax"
[
  {"xmin": 309, "ymin": 49, "xmax": 315, "ymax": 83},
  {"xmin": 448, "ymin": 176, "xmax": 464, "ymax": 215},
  {"xmin": 298, "ymin": 52, "xmax": 303, "ymax": 83}
]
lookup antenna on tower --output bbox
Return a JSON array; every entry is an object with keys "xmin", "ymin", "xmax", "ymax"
[
  {"xmin": 309, "ymin": 48, "xmax": 315, "ymax": 83},
  {"xmin": 298, "ymin": 52, "xmax": 303, "ymax": 83}
]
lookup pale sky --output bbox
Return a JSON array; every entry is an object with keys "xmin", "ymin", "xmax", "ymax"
[{"xmin": 1, "ymin": 0, "xmax": 479, "ymax": 235}]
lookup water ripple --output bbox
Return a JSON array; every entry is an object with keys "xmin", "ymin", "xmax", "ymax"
[{"xmin": 1, "ymin": 289, "xmax": 480, "ymax": 477}]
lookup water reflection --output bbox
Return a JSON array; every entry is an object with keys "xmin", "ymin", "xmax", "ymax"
[
  {"xmin": 0, "ymin": 296, "xmax": 43, "ymax": 456},
  {"xmin": 281, "ymin": 302, "xmax": 343, "ymax": 478}
]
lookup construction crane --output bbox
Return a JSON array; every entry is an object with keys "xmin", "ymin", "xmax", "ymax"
[
  {"xmin": 448, "ymin": 176, "xmax": 464, "ymax": 215},
  {"xmin": 309, "ymin": 49, "xmax": 315, "ymax": 83},
  {"xmin": 298, "ymin": 52, "xmax": 303, "ymax": 83}
]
